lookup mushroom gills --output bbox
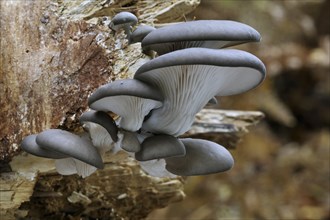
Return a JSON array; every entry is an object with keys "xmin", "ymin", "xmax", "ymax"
[
  {"xmin": 135, "ymin": 48, "xmax": 266, "ymax": 136},
  {"xmin": 80, "ymin": 110, "xmax": 118, "ymax": 142},
  {"xmin": 88, "ymin": 79, "xmax": 163, "ymax": 132}
]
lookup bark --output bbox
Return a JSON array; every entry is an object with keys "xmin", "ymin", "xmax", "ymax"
[
  {"xmin": 0, "ymin": 0, "xmax": 200, "ymax": 163},
  {"xmin": 0, "ymin": 0, "xmax": 264, "ymax": 219}
]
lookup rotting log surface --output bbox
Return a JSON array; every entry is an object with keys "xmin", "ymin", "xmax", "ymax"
[
  {"xmin": 0, "ymin": 0, "xmax": 265, "ymax": 219},
  {"xmin": 1, "ymin": 109, "xmax": 263, "ymax": 219},
  {"xmin": 0, "ymin": 0, "xmax": 201, "ymax": 219},
  {"xmin": 0, "ymin": 0, "xmax": 200, "ymax": 163}
]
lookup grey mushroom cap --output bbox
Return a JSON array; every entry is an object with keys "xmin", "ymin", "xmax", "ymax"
[
  {"xmin": 88, "ymin": 79, "xmax": 163, "ymax": 105},
  {"xmin": 142, "ymin": 20, "xmax": 261, "ymax": 55},
  {"xmin": 130, "ymin": 25, "xmax": 156, "ymax": 44},
  {"xmin": 135, "ymin": 48, "xmax": 266, "ymax": 136},
  {"xmin": 121, "ymin": 130, "xmax": 141, "ymax": 152},
  {"xmin": 208, "ymin": 97, "xmax": 218, "ymax": 105},
  {"xmin": 109, "ymin": 12, "xmax": 138, "ymax": 31},
  {"xmin": 88, "ymin": 79, "xmax": 163, "ymax": 132},
  {"xmin": 80, "ymin": 110, "xmax": 118, "ymax": 142},
  {"xmin": 135, "ymin": 134, "xmax": 186, "ymax": 161},
  {"xmin": 165, "ymin": 138, "xmax": 234, "ymax": 176},
  {"xmin": 21, "ymin": 134, "xmax": 68, "ymax": 159},
  {"xmin": 36, "ymin": 129, "xmax": 104, "ymax": 169},
  {"xmin": 109, "ymin": 12, "xmax": 137, "ymax": 40}
]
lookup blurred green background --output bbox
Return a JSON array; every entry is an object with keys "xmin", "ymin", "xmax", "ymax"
[{"xmin": 148, "ymin": 0, "xmax": 330, "ymax": 219}]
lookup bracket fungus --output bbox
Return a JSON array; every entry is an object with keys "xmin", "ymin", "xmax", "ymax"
[
  {"xmin": 142, "ymin": 20, "xmax": 261, "ymax": 55},
  {"xmin": 109, "ymin": 11, "xmax": 138, "ymax": 41},
  {"xmin": 88, "ymin": 79, "xmax": 163, "ymax": 132},
  {"xmin": 135, "ymin": 48, "xmax": 266, "ymax": 136},
  {"xmin": 165, "ymin": 138, "xmax": 234, "ymax": 176}
]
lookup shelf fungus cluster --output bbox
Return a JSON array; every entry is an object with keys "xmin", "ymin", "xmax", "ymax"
[{"xmin": 21, "ymin": 12, "xmax": 266, "ymax": 178}]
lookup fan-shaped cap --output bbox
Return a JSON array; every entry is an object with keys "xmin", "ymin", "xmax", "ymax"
[
  {"xmin": 21, "ymin": 134, "xmax": 68, "ymax": 159},
  {"xmin": 88, "ymin": 79, "xmax": 163, "ymax": 131},
  {"xmin": 36, "ymin": 129, "xmax": 104, "ymax": 169},
  {"xmin": 80, "ymin": 110, "xmax": 118, "ymax": 142},
  {"xmin": 165, "ymin": 138, "xmax": 234, "ymax": 176},
  {"xmin": 142, "ymin": 20, "xmax": 261, "ymax": 55},
  {"xmin": 121, "ymin": 130, "xmax": 141, "ymax": 152},
  {"xmin": 135, "ymin": 134, "xmax": 186, "ymax": 161},
  {"xmin": 135, "ymin": 48, "xmax": 266, "ymax": 136},
  {"xmin": 109, "ymin": 12, "xmax": 138, "ymax": 31},
  {"xmin": 131, "ymin": 25, "xmax": 156, "ymax": 43}
]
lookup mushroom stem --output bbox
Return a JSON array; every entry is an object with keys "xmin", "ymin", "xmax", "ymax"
[{"xmin": 123, "ymin": 26, "xmax": 132, "ymax": 43}]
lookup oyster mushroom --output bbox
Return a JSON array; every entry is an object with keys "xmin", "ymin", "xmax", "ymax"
[
  {"xmin": 21, "ymin": 134, "xmax": 68, "ymax": 159},
  {"xmin": 135, "ymin": 134, "xmax": 186, "ymax": 161},
  {"xmin": 36, "ymin": 129, "xmax": 104, "ymax": 169},
  {"xmin": 165, "ymin": 138, "xmax": 234, "ymax": 176},
  {"xmin": 130, "ymin": 24, "xmax": 156, "ymax": 44},
  {"xmin": 142, "ymin": 20, "xmax": 261, "ymax": 55},
  {"xmin": 134, "ymin": 48, "xmax": 266, "ymax": 136},
  {"xmin": 109, "ymin": 11, "xmax": 138, "ymax": 40},
  {"xmin": 88, "ymin": 79, "xmax": 163, "ymax": 132}
]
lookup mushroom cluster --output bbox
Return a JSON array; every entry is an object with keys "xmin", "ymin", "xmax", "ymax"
[{"xmin": 21, "ymin": 12, "xmax": 266, "ymax": 178}]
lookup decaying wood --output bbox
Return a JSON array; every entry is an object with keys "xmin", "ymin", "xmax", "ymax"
[
  {"xmin": 1, "ymin": 109, "xmax": 263, "ymax": 219},
  {"xmin": 182, "ymin": 109, "xmax": 265, "ymax": 149},
  {"xmin": 0, "ymin": 0, "xmax": 200, "ymax": 163},
  {"xmin": 0, "ymin": 0, "xmax": 264, "ymax": 219}
]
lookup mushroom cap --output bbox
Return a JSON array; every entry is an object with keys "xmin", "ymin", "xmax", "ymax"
[
  {"xmin": 21, "ymin": 134, "xmax": 68, "ymax": 159},
  {"xmin": 135, "ymin": 134, "xmax": 186, "ymax": 161},
  {"xmin": 80, "ymin": 110, "xmax": 118, "ymax": 142},
  {"xmin": 165, "ymin": 138, "xmax": 234, "ymax": 176},
  {"xmin": 135, "ymin": 48, "xmax": 266, "ymax": 136},
  {"xmin": 88, "ymin": 79, "xmax": 163, "ymax": 131},
  {"xmin": 110, "ymin": 12, "xmax": 138, "ymax": 31},
  {"xmin": 36, "ymin": 129, "xmax": 104, "ymax": 169},
  {"xmin": 130, "ymin": 24, "xmax": 156, "ymax": 43},
  {"xmin": 121, "ymin": 130, "xmax": 141, "ymax": 152},
  {"xmin": 142, "ymin": 20, "xmax": 261, "ymax": 54},
  {"xmin": 208, "ymin": 97, "xmax": 218, "ymax": 105},
  {"xmin": 88, "ymin": 79, "xmax": 163, "ymax": 103}
]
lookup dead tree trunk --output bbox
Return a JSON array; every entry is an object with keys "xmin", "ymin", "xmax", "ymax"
[{"xmin": 0, "ymin": 1, "xmax": 263, "ymax": 219}]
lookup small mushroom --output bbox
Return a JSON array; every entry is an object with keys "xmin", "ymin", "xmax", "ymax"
[
  {"xmin": 80, "ymin": 110, "xmax": 118, "ymax": 142},
  {"xmin": 207, "ymin": 97, "xmax": 218, "ymax": 105},
  {"xmin": 135, "ymin": 134, "xmax": 186, "ymax": 161},
  {"xmin": 21, "ymin": 134, "xmax": 68, "ymax": 159},
  {"xmin": 135, "ymin": 48, "xmax": 266, "ymax": 136},
  {"xmin": 165, "ymin": 138, "xmax": 234, "ymax": 176},
  {"xmin": 130, "ymin": 24, "xmax": 156, "ymax": 44},
  {"xmin": 109, "ymin": 12, "xmax": 138, "ymax": 40},
  {"xmin": 88, "ymin": 79, "xmax": 163, "ymax": 132},
  {"xmin": 142, "ymin": 20, "xmax": 261, "ymax": 55},
  {"xmin": 121, "ymin": 130, "xmax": 141, "ymax": 152},
  {"xmin": 36, "ymin": 129, "xmax": 104, "ymax": 169}
]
